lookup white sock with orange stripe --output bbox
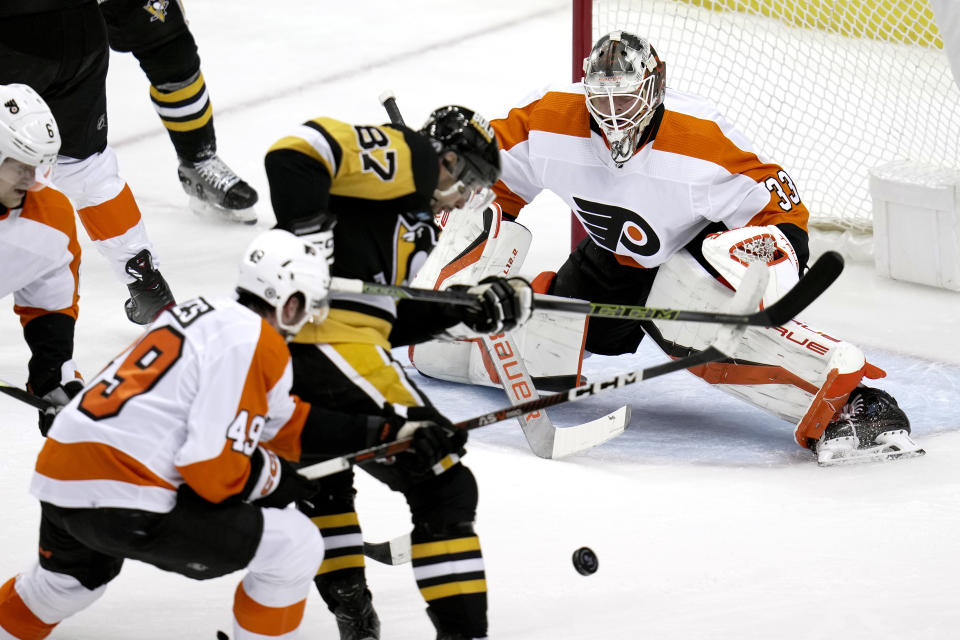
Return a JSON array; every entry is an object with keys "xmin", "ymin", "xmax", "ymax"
[
  {"xmin": 53, "ymin": 149, "xmax": 157, "ymax": 284},
  {"xmin": 232, "ymin": 508, "xmax": 324, "ymax": 639},
  {"xmin": 0, "ymin": 565, "xmax": 107, "ymax": 640}
]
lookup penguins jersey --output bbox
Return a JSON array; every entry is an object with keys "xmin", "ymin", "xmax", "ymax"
[
  {"xmin": 31, "ymin": 297, "xmax": 312, "ymax": 514},
  {"xmin": 491, "ymin": 83, "xmax": 810, "ymax": 269},
  {"xmin": 0, "ymin": 186, "xmax": 80, "ymax": 324},
  {"xmin": 265, "ymin": 116, "xmax": 441, "ymax": 348}
]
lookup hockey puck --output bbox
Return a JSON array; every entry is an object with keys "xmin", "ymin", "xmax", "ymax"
[{"xmin": 572, "ymin": 546, "xmax": 598, "ymax": 575}]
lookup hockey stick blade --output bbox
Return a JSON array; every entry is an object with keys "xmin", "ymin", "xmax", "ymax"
[
  {"xmin": 363, "ymin": 533, "xmax": 412, "ymax": 565},
  {"xmin": 478, "ymin": 332, "xmax": 630, "ymax": 459},
  {"xmin": 297, "ymin": 345, "xmax": 728, "ymax": 481},
  {"xmin": 0, "ymin": 379, "xmax": 52, "ymax": 411},
  {"xmin": 328, "ymin": 250, "xmax": 843, "ymax": 328}
]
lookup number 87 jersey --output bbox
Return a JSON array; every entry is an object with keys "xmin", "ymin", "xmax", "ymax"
[{"xmin": 30, "ymin": 297, "xmax": 309, "ymax": 514}]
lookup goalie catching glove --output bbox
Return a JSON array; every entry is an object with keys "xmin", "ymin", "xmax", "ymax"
[
  {"xmin": 455, "ymin": 276, "xmax": 533, "ymax": 335},
  {"xmin": 366, "ymin": 406, "xmax": 467, "ymax": 473}
]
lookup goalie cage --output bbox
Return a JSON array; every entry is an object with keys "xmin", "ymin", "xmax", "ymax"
[{"xmin": 571, "ymin": 0, "xmax": 960, "ymax": 260}]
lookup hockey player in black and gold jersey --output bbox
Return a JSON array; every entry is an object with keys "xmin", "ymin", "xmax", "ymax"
[{"xmin": 265, "ymin": 106, "xmax": 532, "ymax": 640}]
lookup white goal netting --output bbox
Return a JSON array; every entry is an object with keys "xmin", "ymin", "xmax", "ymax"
[{"xmin": 586, "ymin": 0, "xmax": 960, "ymax": 236}]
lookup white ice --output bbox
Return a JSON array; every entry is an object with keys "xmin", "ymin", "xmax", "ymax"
[{"xmin": 1, "ymin": 1, "xmax": 960, "ymax": 638}]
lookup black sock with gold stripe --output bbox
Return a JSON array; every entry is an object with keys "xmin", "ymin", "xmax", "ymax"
[{"xmin": 412, "ymin": 522, "xmax": 487, "ymax": 638}]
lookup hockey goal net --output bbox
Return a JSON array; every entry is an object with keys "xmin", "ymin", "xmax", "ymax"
[{"xmin": 572, "ymin": 0, "xmax": 960, "ymax": 238}]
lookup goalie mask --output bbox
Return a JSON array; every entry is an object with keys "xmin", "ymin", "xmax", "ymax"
[
  {"xmin": 0, "ymin": 83, "xmax": 60, "ymax": 189},
  {"xmin": 420, "ymin": 105, "xmax": 501, "ymax": 212},
  {"xmin": 236, "ymin": 229, "xmax": 331, "ymax": 337},
  {"xmin": 583, "ymin": 31, "xmax": 666, "ymax": 164}
]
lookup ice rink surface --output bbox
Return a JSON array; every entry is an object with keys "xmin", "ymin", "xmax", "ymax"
[{"xmin": 1, "ymin": 1, "xmax": 959, "ymax": 638}]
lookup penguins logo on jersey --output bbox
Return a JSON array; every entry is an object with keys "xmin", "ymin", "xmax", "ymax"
[
  {"xmin": 143, "ymin": 0, "xmax": 169, "ymax": 22},
  {"xmin": 573, "ymin": 196, "xmax": 661, "ymax": 257},
  {"xmin": 393, "ymin": 215, "xmax": 437, "ymax": 285}
]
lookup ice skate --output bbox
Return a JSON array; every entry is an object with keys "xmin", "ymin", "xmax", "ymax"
[
  {"xmin": 815, "ymin": 386, "xmax": 924, "ymax": 466},
  {"xmin": 178, "ymin": 155, "xmax": 258, "ymax": 224},
  {"xmin": 328, "ymin": 579, "xmax": 380, "ymax": 640},
  {"xmin": 124, "ymin": 249, "xmax": 175, "ymax": 325}
]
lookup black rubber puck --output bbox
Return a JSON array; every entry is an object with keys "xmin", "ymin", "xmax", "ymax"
[{"xmin": 572, "ymin": 546, "xmax": 598, "ymax": 575}]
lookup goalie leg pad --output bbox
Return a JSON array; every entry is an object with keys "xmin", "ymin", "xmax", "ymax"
[{"xmin": 647, "ymin": 250, "xmax": 883, "ymax": 449}]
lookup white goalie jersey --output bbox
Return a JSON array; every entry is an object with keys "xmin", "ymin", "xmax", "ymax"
[{"xmin": 490, "ymin": 83, "xmax": 810, "ymax": 268}]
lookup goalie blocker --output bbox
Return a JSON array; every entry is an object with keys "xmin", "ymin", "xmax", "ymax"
[{"xmin": 411, "ymin": 208, "xmax": 922, "ymax": 465}]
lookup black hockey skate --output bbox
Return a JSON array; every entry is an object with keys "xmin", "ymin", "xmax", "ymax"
[
  {"xmin": 124, "ymin": 249, "xmax": 175, "ymax": 325},
  {"xmin": 326, "ymin": 579, "xmax": 380, "ymax": 640},
  {"xmin": 178, "ymin": 155, "xmax": 258, "ymax": 224},
  {"xmin": 814, "ymin": 386, "xmax": 924, "ymax": 466}
]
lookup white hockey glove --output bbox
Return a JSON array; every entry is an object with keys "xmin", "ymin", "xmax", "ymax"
[
  {"xmin": 459, "ymin": 276, "xmax": 533, "ymax": 335},
  {"xmin": 286, "ymin": 213, "xmax": 337, "ymax": 265}
]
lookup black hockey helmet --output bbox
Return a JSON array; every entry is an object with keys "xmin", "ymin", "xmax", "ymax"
[{"xmin": 420, "ymin": 105, "xmax": 501, "ymax": 190}]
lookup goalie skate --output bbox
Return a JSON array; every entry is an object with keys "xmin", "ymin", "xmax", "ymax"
[
  {"xmin": 178, "ymin": 156, "xmax": 258, "ymax": 224},
  {"xmin": 815, "ymin": 386, "xmax": 925, "ymax": 466}
]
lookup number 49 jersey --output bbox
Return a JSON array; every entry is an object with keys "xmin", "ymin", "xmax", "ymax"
[
  {"xmin": 491, "ymin": 84, "xmax": 810, "ymax": 268},
  {"xmin": 31, "ymin": 297, "xmax": 309, "ymax": 513}
]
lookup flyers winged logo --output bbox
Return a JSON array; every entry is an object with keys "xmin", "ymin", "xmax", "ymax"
[{"xmin": 572, "ymin": 197, "xmax": 661, "ymax": 257}]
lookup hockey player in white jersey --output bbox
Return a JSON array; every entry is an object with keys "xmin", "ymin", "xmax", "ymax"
[
  {"xmin": 413, "ymin": 31, "xmax": 920, "ymax": 466},
  {"xmin": 0, "ymin": 229, "xmax": 467, "ymax": 640},
  {"xmin": 0, "ymin": 83, "xmax": 84, "ymax": 435}
]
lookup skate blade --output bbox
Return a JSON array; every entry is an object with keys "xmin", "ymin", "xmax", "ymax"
[
  {"xmin": 818, "ymin": 446, "xmax": 926, "ymax": 467},
  {"xmin": 187, "ymin": 197, "xmax": 257, "ymax": 225}
]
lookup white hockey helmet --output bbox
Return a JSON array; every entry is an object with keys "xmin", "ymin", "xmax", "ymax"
[
  {"xmin": 0, "ymin": 84, "xmax": 60, "ymax": 185},
  {"xmin": 583, "ymin": 31, "xmax": 666, "ymax": 164},
  {"xmin": 236, "ymin": 229, "xmax": 331, "ymax": 336}
]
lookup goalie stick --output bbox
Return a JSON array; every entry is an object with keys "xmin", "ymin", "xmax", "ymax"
[
  {"xmin": 479, "ymin": 331, "xmax": 630, "ymax": 459},
  {"xmin": 331, "ymin": 250, "xmax": 845, "ymax": 328}
]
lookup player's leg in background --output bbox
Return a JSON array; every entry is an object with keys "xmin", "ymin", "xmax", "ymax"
[
  {"xmin": 99, "ymin": 0, "xmax": 258, "ymax": 223},
  {"xmin": 362, "ymin": 460, "xmax": 486, "ymax": 640},
  {"xmin": 289, "ymin": 343, "xmax": 390, "ymax": 640},
  {"xmin": 0, "ymin": 2, "xmax": 175, "ymax": 325}
]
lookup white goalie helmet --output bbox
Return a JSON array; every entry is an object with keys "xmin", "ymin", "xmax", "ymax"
[
  {"xmin": 583, "ymin": 31, "xmax": 666, "ymax": 164},
  {"xmin": 0, "ymin": 84, "xmax": 60, "ymax": 186},
  {"xmin": 236, "ymin": 229, "xmax": 331, "ymax": 336}
]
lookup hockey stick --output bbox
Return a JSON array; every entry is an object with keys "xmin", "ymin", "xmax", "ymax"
[
  {"xmin": 363, "ymin": 533, "xmax": 412, "ymax": 566},
  {"xmin": 331, "ymin": 250, "xmax": 845, "ymax": 328},
  {"xmin": 0, "ymin": 379, "xmax": 51, "ymax": 411},
  {"xmin": 379, "ymin": 90, "xmax": 406, "ymax": 127},
  {"xmin": 298, "ymin": 335, "xmax": 741, "ymax": 480},
  {"xmin": 478, "ymin": 332, "xmax": 630, "ymax": 459}
]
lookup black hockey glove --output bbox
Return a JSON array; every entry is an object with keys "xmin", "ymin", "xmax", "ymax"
[
  {"xmin": 367, "ymin": 406, "xmax": 467, "ymax": 473},
  {"xmin": 244, "ymin": 447, "xmax": 320, "ymax": 509},
  {"xmin": 284, "ymin": 212, "xmax": 337, "ymax": 265},
  {"xmin": 457, "ymin": 276, "xmax": 534, "ymax": 335},
  {"xmin": 34, "ymin": 378, "xmax": 84, "ymax": 437}
]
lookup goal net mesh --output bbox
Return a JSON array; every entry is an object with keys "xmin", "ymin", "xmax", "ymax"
[{"xmin": 587, "ymin": 0, "xmax": 960, "ymax": 234}]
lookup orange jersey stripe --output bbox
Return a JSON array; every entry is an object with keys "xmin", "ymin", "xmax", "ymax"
[
  {"xmin": 262, "ymin": 396, "xmax": 310, "ymax": 462},
  {"xmin": 492, "ymin": 91, "xmax": 591, "ymax": 151},
  {"xmin": 233, "ymin": 582, "xmax": 306, "ymax": 636},
  {"xmin": 654, "ymin": 111, "xmax": 809, "ymax": 232},
  {"xmin": 76, "ymin": 183, "xmax": 143, "ymax": 241},
  {"xmin": 15, "ymin": 187, "xmax": 81, "ymax": 322},
  {"xmin": 178, "ymin": 319, "xmax": 295, "ymax": 503},
  {"xmin": 0, "ymin": 577, "xmax": 58, "ymax": 640},
  {"xmin": 35, "ymin": 439, "xmax": 176, "ymax": 490}
]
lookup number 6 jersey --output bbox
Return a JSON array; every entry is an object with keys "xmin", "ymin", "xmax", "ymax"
[
  {"xmin": 490, "ymin": 83, "xmax": 810, "ymax": 268},
  {"xmin": 31, "ymin": 298, "xmax": 311, "ymax": 513}
]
